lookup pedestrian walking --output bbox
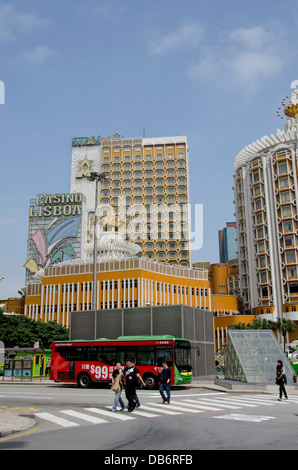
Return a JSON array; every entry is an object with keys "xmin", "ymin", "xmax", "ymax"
[
  {"xmin": 132, "ymin": 362, "xmax": 146, "ymax": 407},
  {"xmin": 159, "ymin": 361, "xmax": 172, "ymax": 404},
  {"xmin": 45, "ymin": 357, "xmax": 51, "ymax": 377},
  {"xmin": 276, "ymin": 360, "xmax": 288, "ymax": 401},
  {"xmin": 111, "ymin": 363, "xmax": 126, "ymax": 412},
  {"xmin": 124, "ymin": 359, "xmax": 139, "ymax": 412}
]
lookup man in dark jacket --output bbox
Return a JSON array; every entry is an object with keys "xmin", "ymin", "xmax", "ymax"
[
  {"xmin": 124, "ymin": 359, "xmax": 139, "ymax": 412},
  {"xmin": 159, "ymin": 361, "xmax": 172, "ymax": 404}
]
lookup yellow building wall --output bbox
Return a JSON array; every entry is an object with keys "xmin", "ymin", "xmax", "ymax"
[
  {"xmin": 25, "ymin": 266, "xmax": 211, "ymax": 328},
  {"xmin": 211, "ymin": 264, "xmax": 228, "ymax": 295},
  {"xmin": 214, "ymin": 315, "xmax": 256, "ymax": 352},
  {"xmin": 211, "ymin": 294, "xmax": 239, "ymax": 314}
]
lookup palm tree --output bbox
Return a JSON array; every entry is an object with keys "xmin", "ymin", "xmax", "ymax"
[
  {"xmin": 251, "ymin": 318, "xmax": 276, "ymax": 330},
  {"xmin": 275, "ymin": 318, "xmax": 296, "ymax": 352}
]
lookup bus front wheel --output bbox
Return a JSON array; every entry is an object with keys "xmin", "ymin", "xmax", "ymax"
[
  {"xmin": 143, "ymin": 374, "xmax": 157, "ymax": 390},
  {"xmin": 77, "ymin": 373, "xmax": 92, "ymax": 388}
]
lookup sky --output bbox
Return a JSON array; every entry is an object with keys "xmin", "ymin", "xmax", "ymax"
[{"xmin": 1, "ymin": 0, "xmax": 298, "ymax": 298}]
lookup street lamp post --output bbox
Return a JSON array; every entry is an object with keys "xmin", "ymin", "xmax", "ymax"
[{"xmin": 85, "ymin": 171, "xmax": 109, "ymax": 339}]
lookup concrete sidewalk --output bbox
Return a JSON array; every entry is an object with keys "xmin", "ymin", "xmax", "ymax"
[{"xmin": 0, "ymin": 411, "xmax": 36, "ymax": 437}]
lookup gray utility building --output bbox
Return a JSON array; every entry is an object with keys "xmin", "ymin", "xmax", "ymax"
[{"xmin": 70, "ymin": 304, "xmax": 215, "ymax": 377}]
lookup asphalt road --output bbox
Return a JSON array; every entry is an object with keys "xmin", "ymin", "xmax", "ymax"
[{"xmin": 0, "ymin": 383, "xmax": 298, "ymax": 451}]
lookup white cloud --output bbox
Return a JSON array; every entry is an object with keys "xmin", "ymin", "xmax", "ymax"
[
  {"xmin": 17, "ymin": 45, "xmax": 52, "ymax": 65},
  {"xmin": 149, "ymin": 21, "xmax": 204, "ymax": 56},
  {"xmin": 188, "ymin": 25, "xmax": 284, "ymax": 94},
  {"xmin": 229, "ymin": 50, "xmax": 282, "ymax": 92},
  {"xmin": 225, "ymin": 26, "xmax": 272, "ymax": 49},
  {"xmin": 0, "ymin": 3, "xmax": 48, "ymax": 41}
]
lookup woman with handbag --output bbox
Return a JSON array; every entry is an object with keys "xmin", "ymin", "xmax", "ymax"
[
  {"xmin": 276, "ymin": 360, "xmax": 288, "ymax": 401},
  {"xmin": 111, "ymin": 363, "xmax": 126, "ymax": 412}
]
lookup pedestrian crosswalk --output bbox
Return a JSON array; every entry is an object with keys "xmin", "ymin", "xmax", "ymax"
[{"xmin": 34, "ymin": 393, "xmax": 298, "ymax": 429}]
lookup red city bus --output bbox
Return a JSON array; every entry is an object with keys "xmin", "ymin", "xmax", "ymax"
[{"xmin": 50, "ymin": 335, "xmax": 192, "ymax": 389}]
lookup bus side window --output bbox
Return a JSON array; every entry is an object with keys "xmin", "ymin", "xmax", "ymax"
[
  {"xmin": 156, "ymin": 346, "xmax": 173, "ymax": 367},
  {"xmin": 137, "ymin": 346, "xmax": 154, "ymax": 366}
]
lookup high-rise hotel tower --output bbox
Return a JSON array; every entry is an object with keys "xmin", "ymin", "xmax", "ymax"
[
  {"xmin": 70, "ymin": 133, "xmax": 191, "ymax": 268},
  {"xmin": 233, "ymin": 89, "xmax": 298, "ymax": 320}
]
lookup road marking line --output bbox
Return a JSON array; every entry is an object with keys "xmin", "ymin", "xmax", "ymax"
[
  {"xmin": 181, "ymin": 399, "xmax": 229, "ymax": 410},
  {"xmin": 61, "ymin": 410, "xmax": 107, "ymax": 424},
  {"xmin": 214, "ymin": 414, "xmax": 276, "ymax": 423},
  {"xmin": 231, "ymin": 397, "xmax": 275, "ymax": 406},
  {"xmin": 103, "ymin": 405, "xmax": 159, "ymax": 417},
  {"xmin": 0, "ymin": 395, "xmax": 53, "ymax": 400},
  {"xmin": 0, "ymin": 427, "xmax": 41, "ymax": 442},
  {"xmin": 141, "ymin": 405, "xmax": 182, "ymax": 415},
  {"xmin": 125, "ymin": 408, "xmax": 159, "ymax": 417},
  {"xmin": 214, "ymin": 398, "xmax": 258, "ymax": 408},
  {"xmin": 85, "ymin": 408, "xmax": 135, "ymax": 420},
  {"xmin": 190, "ymin": 399, "xmax": 241, "ymax": 409},
  {"xmin": 35, "ymin": 412, "xmax": 79, "ymax": 428},
  {"xmin": 147, "ymin": 402, "xmax": 203, "ymax": 413}
]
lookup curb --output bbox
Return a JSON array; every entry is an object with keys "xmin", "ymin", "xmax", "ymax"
[{"xmin": 0, "ymin": 412, "xmax": 37, "ymax": 437}]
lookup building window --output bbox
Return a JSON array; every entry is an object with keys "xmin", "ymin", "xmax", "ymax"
[
  {"xmin": 255, "ymin": 199, "xmax": 262, "ymax": 210},
  {"xmin": 259, "ymin": 255, "xmax": 266, "ymax": 267},
  {"xmin": 288, "ymin": 266, "xmax": 297, "ymax": 278},
  {"xmin": 262, "ymin": 287, "xmax": 268, "ymax": 297},
  {"xmin": 279, "ymin": 176, "xmax": 289, "ymax": 188},
  {"xmin": 286, "ymin": 251, "xmax": 296, "ymax": 263},
  {"xmin": 285, "ymin": 235, "xmax": 294, "ymax": 247},
  {"xmin": 258, "ymin": 241, "xmax": 265, "ymax": 252},
  {"xmin": 253, "ymin": 172, "xmax": 260, "ymax": 182},
  {"xmin": 256, "ymin": 213, "xmax": 263, "ymax": 224},
  {"xmin": 278, "ymin": 163, "xmax": 287, "ymax": 174},
  {"xmin": 284, "ymin": 220, "xmax": 293, "ymax": 232},
  {"xmin": 281, "ymin": 205, "xmax": 292, "ymax": 217},
  {"xmin": 280, "ymin": 191, "xmax": 290, "ymax": 203}
]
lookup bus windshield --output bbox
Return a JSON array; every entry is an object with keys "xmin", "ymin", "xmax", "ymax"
[{"xmin": 175, "ymin": 340, "xmax": 192, "ymax": 371}]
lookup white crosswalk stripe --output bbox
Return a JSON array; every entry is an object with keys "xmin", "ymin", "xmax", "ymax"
[
  {"xmin": 104, "ymin": 406, "xmax": 159, "ymax": 418},
  {"xmin": 35, "ymin": 393, "xmax": 290, "ymax": 429},
  {"xmin": 231, "ymin": 397, "xmax": 276, "ymax": 406},
  {"xmin": 213, "ymin": 397, "xmax": 259, "ymax": 407},
  {"xmin": 147, "ymin": 402, "xmax": 203, "ymax": 413},
  {"xmin": 175, "ymin": 400, "xmax": 223, "ymax": 411},
  {"xmin": 35, "ymin": 412, "xmax": 80, "ymax": 428},
  {"xmin": 85, "ymin": 407, "xmax": 136, "ymax": 420},
  {"xmin": 182, "ymin": 398, "xmax": 241, "ymax": 410},
  {"xmin": 130, "ymin": 408, "xmax": 160, "ymax": 418},
  {"xmin": 140, "ymin": 404, "xmax": 182, "ymax": 415},
  {"xmin": 189, "ymin": 398, "xmax": 241, "ymax": 409},
  {"xmin": 60, "ymin": 410, "xmax": 107, "ymax": 424}
]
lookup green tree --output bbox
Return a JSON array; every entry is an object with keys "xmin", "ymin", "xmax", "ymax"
[
  {"xmin": 275, "ymin": 318, "xmax": 296, "ymax": 352},
  {"xmin": 0, "ymin": 313, "xmax": 69, "ymax": 349},
  {"xmin": 228, "ymin": 318, "xmax": 296, "ymax": 352},
  {"xmin": 228, "ymin": 322, "xmax": 251, "ymax": 330},
  {"xmin": 250, "ymin": 318, "xmax": 277, "ymax": 330}
]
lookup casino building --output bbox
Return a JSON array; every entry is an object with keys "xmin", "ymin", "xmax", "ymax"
[
  {"xmin": 233, "ymin": 88, "xmax": 298, "ymax": 327},
  {"xmin": 24, "ymin": 133, "xmax": 191, "ymax": 285},
  {"xmin": 70, "ymin": 133, "xmax": 191, "ymax": 268},
  {"xmin": 21, "ymin": 131, "xmax": 244, "ymax": 357},
  {"xmin": 23, "ymin": 133, "xmax": 210, "ymax": 327}
]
